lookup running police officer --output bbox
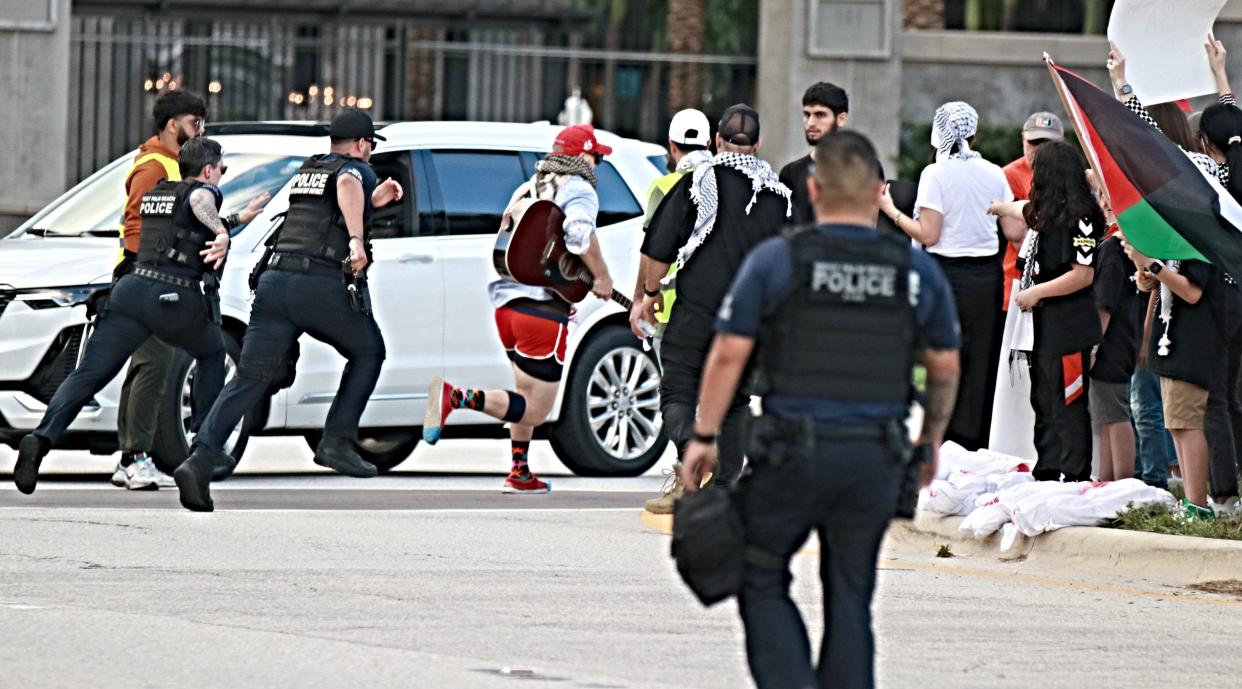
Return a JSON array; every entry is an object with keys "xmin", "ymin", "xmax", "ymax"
[
  {"xmin": 680, "ymin": 132, "xmax": 962, "ymax": 689},
  {"xmin": 174, "ymin": 108, "xmax": 402, "ymax": 512},
  {"xmin": 13, "ymin": 138, "xmax": 268, "ymax": 494}
]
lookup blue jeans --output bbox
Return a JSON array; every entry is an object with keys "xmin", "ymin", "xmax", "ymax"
[{"xmin": 1130, "ymin": 368, "xmax": 1174, "ymax": 490}]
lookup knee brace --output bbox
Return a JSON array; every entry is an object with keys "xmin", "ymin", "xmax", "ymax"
[{"xmin": 502, "ymin": 392, "xmax": 527, "ymax": 424}]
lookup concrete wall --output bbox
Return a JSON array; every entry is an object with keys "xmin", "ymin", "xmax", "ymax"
[
  {"xmin": 0, "ymin": 0, "xmax": 71, "ymax": 233},
  {"xmin": 757, "ymin": 0, "xmax": 904, "ymax": 174}
]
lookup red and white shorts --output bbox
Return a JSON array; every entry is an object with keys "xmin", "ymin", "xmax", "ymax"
[{"xmin": 495, "ymin": 303, "xmax": 568, "ymax": 382}]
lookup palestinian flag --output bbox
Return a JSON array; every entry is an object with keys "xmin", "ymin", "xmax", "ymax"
[{"xmin": 1046, "ymin": 56, "xmax": 1242, "ymax": 277}]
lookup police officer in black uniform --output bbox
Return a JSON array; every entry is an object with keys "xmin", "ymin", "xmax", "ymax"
[
  {"xmin": 680, "ymin": 132, "xmax": 962, "ymax": 689},
  {"xmin": 174, "ymin": 108, "xmax": 403, "ymax": 512},
  {"xmin": 13, "ymin": 138, "xmax": 268, "ymax": 494}
]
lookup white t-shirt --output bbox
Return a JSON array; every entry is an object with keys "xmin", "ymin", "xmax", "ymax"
[{"xmin": 914, "ymin": 157, "xmax": 1012, "ymax": 258}]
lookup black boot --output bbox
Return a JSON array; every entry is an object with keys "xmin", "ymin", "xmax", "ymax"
[
  {"xmin": 14, "ymin": 434, "xmax": 50, "ymax": 495},
  {"xmin": 314, "ymin": 436, "xmax": 378, "ymax": 478},
  {"xmin": 174, "ymin": 444, "xmax": 231, "ymax": 512}
]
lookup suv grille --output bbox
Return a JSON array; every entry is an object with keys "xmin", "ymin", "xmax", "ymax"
[{"xmin": 26, "ymin": 326, "xmax": 86, "ymax": 403}]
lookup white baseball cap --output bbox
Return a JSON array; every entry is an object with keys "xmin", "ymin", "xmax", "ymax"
[{"xmin": 668, "ymin": 108, "xmax": 711, "ymax": 147}]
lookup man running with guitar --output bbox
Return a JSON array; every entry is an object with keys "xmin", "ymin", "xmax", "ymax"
[{"xmin": 423, "ymin": 124, "xmax": 617, "ymax": 493}]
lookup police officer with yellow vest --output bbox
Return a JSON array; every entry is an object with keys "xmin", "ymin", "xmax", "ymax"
[
  {"xmin": 680, "ymin": 132, "xmax": 962, "ymax": 689},
  {"xmin": 13, "ymin": 138, "xmax": 268, "ymax": 494},
  {"xmin": 112, "ymin": 91, "xmax": 207, "ymax": 489},
  {"xmin": 174, "ymin": 109, "xmax": 403, "ymax": 512}
]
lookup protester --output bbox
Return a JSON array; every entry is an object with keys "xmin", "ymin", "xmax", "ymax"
[
  {"xmin": 881, "ymin": 101, "xmax": 1007, "ymax": 451},
  {"xmin": 1085, "ymin": 172, "xmax": 1140, "ymax": 482},
  {"xmin": 1001, "ymin": 112, "xmax": 1064, "ymax": 310},
  {"xmin": 638, "ymin": 104, "xmax": 791, "ymax": 491},
  {"xmin": 989, "ymin": 141, "xmax": 1103, "ymax": 482},
  {"xmin": 1109, "ymin": 38, "xmax": 1241, "ymax": 517},
  {"xmin": 779, "ymin": 81, "xmax": 848, "ymax": 225}
]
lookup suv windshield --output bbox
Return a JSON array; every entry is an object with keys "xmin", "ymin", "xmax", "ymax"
[{"xmin": 13, "ymin": 153, "xmax": 304, "ymax": 238}]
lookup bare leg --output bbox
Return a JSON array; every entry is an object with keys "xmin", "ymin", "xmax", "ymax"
[
  {"xmin": 1106, "ymin": 422, "xmax": 1136, "ymax": 483},
  {"xmin": 1171, "ymin": 429, "xmax": 1210, "ymax": 507},
  {"xmin": 1097, "ymin": 429, "xmax": 1114, "ymax": 482}
]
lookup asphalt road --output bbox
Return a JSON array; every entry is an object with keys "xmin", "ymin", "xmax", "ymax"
[{"xmin": 2, "ymin": 439, "xmax": 1241, "ymax": 689}]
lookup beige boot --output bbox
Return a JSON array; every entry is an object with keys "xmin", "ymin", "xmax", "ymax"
[{"xmin": 643, "ymin": 464, "xmax": 686, "ymax": 514}]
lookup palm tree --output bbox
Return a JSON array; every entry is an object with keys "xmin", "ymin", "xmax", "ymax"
[{"xmin": 666, "ymin": 0, "xmax": 706, "ymax": 113}]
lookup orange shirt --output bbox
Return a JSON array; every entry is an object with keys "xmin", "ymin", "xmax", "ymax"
[
  {"xmin": 121, "ymin": 137, "xmax": 179, "ymax": 254},
  {"xmin": 1000, "ymin": 156, "xmax": 1033, "ymax": 310}
]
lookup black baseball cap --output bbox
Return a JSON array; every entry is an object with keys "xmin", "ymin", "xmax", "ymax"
[
  {"xmin": 718, "ymin": 103, "xmax": 760, "ymax": 146},
  {"xmin": 329, "ymin": 108, "xmax": 386, "ymax": 141}
]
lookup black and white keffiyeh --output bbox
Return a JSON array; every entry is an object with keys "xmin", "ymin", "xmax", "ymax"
[
  {"xmin": 675, "ymin": 149, "xmax": 713, "ymax": 174},
  {"xmin": 677, "ymin": 152, "xmax": 792, "ymax": 269},
  {"xmin": 931, "ymin": 101, "xmax": 981, "ymax": 163}
]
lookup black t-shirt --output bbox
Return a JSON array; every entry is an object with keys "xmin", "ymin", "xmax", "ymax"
[
  {"xmin": 1149, "ymin": 260, "xmax": 1227, "ymax": 389},
  {"xmin": 641, "ymin": 167, "xmax": 789, "ymax": 365},
  {"xmin": 778, "ymin": 154, "xmax": 905, "ymax": 235},
  {"xmin": 1030, "ymin": 214, "xmax": 1104, "ymax": 355},
  {"xmin": 1090, "ymin": 235, "xmax": 1143, "ymax": 383}
]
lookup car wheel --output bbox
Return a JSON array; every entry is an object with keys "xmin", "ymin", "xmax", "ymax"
[
  {"xmin": 151, "ymin": 331, "xmax": 253, "ymax": 480},
  {"xmin": 303, "ymin": 430, "xmax": 419, "ymax": 473},
  {"xmin": 548, "ymin": 325, "xmax": 667, "ymax": 477}
]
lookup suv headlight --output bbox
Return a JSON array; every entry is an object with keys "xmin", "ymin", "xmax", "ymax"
[{"xmin": 15, "ymin": 284, "xmax": 110, "ymax": 310}]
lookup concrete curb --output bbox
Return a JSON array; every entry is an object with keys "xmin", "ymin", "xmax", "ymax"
[
  {"xmin": 892, "ymin": 512, "xmax": 1242, "ymax": 586},
  {"xmin": 642, "ymin": 509, "xmax": 1242, "ymax": 586}
]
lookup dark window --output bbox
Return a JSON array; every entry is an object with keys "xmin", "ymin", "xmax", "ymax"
[
  {"xmin": 647, "ymin": 155, "xmax": 669, "ymax": 174},
  {"xmin": 430, "ymin": 151, "xmax": 527, "ymax": 235},
  {"xmin": 595, "ymin": 161, "xmax": 642, "ymax": 226},
  {"xmin": 368, "ymin": 151, "xmax": 415, "ymax": 240}
]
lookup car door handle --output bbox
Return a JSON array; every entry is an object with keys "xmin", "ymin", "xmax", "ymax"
[{"xmin": 398, "ymin": 253, "xmax": 435, "ymax": 264}]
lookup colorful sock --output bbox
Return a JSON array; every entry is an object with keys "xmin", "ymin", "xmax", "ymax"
[
  {"xmin": 449, "ymin": 387, "xmax": 486, "ymax": 411},
  {"xmin": 132, "ymin": 452, "xmax": 150, "ymax": 463},
  {"xmin": 511, "ymin": 440, "xmax": 531, "ymax": 474}
]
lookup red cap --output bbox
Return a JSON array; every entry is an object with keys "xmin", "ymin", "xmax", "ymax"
[{"xmin": 553, "ymin": 124, "xmax": 613, "ymax": 157}]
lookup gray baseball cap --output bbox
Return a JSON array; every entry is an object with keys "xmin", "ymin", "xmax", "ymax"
[{"xmin": 1022, "ymin": 111, "xmax": 1064, "ymax": 141}]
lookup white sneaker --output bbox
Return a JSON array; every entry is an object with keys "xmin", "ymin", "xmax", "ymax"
[
  {"xmin": 152, "ymin": 464, "xmax": 177, "ymax": 489},
  {"xmin": 124, "ymin": 458, "xmax": 161, "ymax": 491},
  {"xmin": 1209, "ymin": 496, "xmax": 1241, "ymax": 517},
  {"xmin": 110, "ymin": 460, "xmax": 128, "ymax": 488}
]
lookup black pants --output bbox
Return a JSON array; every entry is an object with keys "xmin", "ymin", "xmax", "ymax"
[
  {"xmin": 1206, "ymin": 306, "xmax": 1242, "ymax": 499},
  {"xmin": 1029, "ymin": 350, "xmax": 1092, "ymax": 481},
  {"xmin": 34, "ymin": 273, "xmax": 225, "ymax": 445},
  {"xmin": 934, "ymin": 255, "xmax": 1002, "ymax": 450},
  {"xmin": 739, "ymin": 436, "xmax": 900, "ymax": 689},
  {"xmin": 195, "ymin": 268, "xmax": 385, "ymax": 450},
  {"xmin": 659, "ymin": 348, "xmax": 748, "ymax": 485}
]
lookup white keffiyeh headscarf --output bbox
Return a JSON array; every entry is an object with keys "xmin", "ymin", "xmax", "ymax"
[
  {"xmin": 931, "ymin": 101, "xmax": 981, "ymax": 162},
  {"xmin": 675, "ymin": 148, "xmax": 713, "ymax": 174},
  {"xmin": 677, "ymin": 152, "xmax": 792, "ymax": 269}
]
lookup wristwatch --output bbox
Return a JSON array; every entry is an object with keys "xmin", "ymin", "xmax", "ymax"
[
  {"xmin": 1148, "ymin": 259, "xmax": 1164, "ymax": 276},
  {"xmin": 1120, "ymin": 83, "xmax": 1134, "ymax": 96}
]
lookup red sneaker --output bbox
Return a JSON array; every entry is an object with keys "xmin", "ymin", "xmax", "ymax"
[
  {"xmin": 422, "ymin": 376, "xmax": 454, "ymax": 445},
  {"xmin": 502, "ymin": 469, "xmax": 550, "ymax": 494}
]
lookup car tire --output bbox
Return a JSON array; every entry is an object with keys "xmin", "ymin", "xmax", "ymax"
[
  {"xmin": 548, "ymin": 325, "xmax": 667, "ymax": 477},
  {"xmin": 151, "ymin": 331, "xmax": 253, "ymax": 480},
  {"xmin": 302, "ymin": 430, "xmax": 419, "ymax": 473}
]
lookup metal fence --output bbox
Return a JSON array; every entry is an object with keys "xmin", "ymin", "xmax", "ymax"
[{"xmin": 68, "ymin": 14, "xmax": 757, "ymax": 184}]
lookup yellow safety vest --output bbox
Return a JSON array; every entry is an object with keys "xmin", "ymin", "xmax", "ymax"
[
  {"xmin": 644, "ymin": 171, "xmax": 685, "ymax": 325},
  {"xmin": 117, "ymin": 151, "xmax": 180, "ymax": 263}
]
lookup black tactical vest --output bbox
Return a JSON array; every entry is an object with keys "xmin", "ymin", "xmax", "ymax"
[
  {"xmin": 136, "ymin": 180, "xmax": 219, "ymax": 275},
  {"xmin": 274, "ymin": 155, "xmax": 354, "ymax": 260},
  {"xmin": 752, "ymin": 227, "xmax": 916, "ymax": 404}
]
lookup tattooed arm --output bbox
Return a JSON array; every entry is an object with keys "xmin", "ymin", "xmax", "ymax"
[
  {"xmin": 190, "ymin": 188, "xmax": 229, "ymax": 269},
  {"xmin": 917, "ymin": 347, "xmax": 960, "ymax": 487}
]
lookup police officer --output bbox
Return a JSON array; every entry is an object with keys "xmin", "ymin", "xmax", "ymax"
[
  {"xmin": 174, "ymin": 108, "xmax": 403, "ymax": 512},
  {"xmin": 680, "ymin": 131, "xmax": 962, "ymax": 689},
  {"xmin": 13, "ymin": 138, "xmax": 267, "ymax": 494}
]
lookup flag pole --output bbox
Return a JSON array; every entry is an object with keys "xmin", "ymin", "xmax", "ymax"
[{"xmin": 1045, "ymin": 52, "xmax": 1115, "ymax": 212}]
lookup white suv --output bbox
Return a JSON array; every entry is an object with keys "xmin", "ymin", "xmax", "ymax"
[{"xmin": 0, "ymin": 121, "xmax": 668, "ymax": 477}]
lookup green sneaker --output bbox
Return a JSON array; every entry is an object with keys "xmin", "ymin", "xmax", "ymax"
[{"xmin": 1180, "ymin": 498, "xmax": 1215, "ymax": 523}]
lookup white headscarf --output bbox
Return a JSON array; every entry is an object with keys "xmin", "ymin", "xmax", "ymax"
[{"xmin": 931, "ymin": 101, "xmax": 981, "ymax": 162}]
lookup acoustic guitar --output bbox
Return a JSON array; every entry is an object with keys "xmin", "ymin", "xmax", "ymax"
[{"xmin": 493, "ymin": 198, "xmax": 634, "ymax": 309}]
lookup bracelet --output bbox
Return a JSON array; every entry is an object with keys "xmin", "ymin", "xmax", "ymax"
[
  {"xmin": 643, "ymin": 286, "xmax": 660, "ymax": 298},
  {"xmin": 223, "ymin": 213, "xmax": 241, "ymax": 229},
  {"xmin": 349, "ymin": 236, "xmax": 365, "ymax": 244},
  {"xmin": 692, "ymin": 431, "xmax": 717, "ymax": 444}
]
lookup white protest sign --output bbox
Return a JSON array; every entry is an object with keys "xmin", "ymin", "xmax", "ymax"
[{"xmin": 1107, "ymin": 0, "xmax": 1227, "ymax": 104}]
